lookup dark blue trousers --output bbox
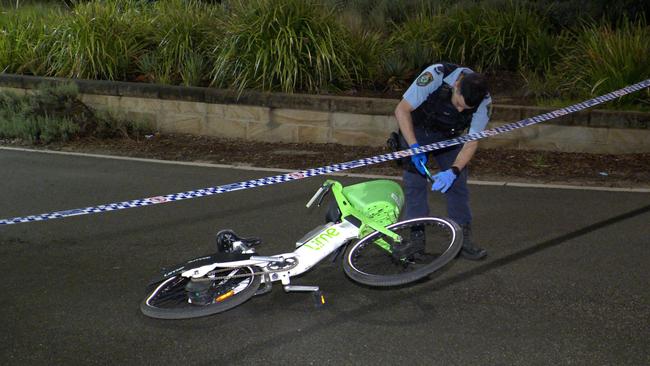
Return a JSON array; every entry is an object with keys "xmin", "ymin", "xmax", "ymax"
[{"xmin": 402, "ymin": 127, "xmax": 472, "ymax": 225}]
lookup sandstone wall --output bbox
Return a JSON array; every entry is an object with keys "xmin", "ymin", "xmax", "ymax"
[{"xmin": 1, "ymin": 74, "xmax": 648, "ymax": 154}]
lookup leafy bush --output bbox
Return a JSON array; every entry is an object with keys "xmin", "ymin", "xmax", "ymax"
[
  {"xmin": 137, "ymin": 0, "xmax": 223, "ymax": 86},
  {"xmin": 44, "ymin": 0, "xmax": 148, "ymax": 80},
  {"xmin": 211, "ymin": 0, "xmax": 357, "ymax": 93},
  {"xmin": 0, "ymin": 85, "xmax": 81, "ymax": 142},
  {"xmin": 529, "ymin": 0, "xmax": 650, "ymax": 30},
  {"xmin": 343, "ymin": 29, "xmax": 388, "ymax": 88},
  {"xmin": 325, "ymin": 0, "xmax": 450, "ymax": 31},
  {"xmin": 439, "ymin": 1, "xmax": 557, "ymax": 72},
  {"xmin": 384, "ymin": 12, "xmax": 445, "ymax": 88},
  {"xmin": 562, "ymin": 18, "xmax": 649, "ymax": 103},
  {"xmin": 1, "ymin": 0, "xmax": 648, "ymax": 110},
  {"xmin": 528, "ymin": 17, "xmax": 650, "ymax": 106},
  {"xmin": 328, "ymin": 0, "xmax": 405, "ymax": 31},
  {"xmin": 314, "ymin": 1, "xmax": 447, "ymax": 90},
  {"xmin": 0, "ymin": 3, "xmax": 62, "ymax": 74},
  {"xmin": 0, "ymin": 83, "xmax": 154, "ymax": 143}
]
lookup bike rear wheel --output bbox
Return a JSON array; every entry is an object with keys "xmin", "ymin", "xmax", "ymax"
[
  {"xmin": 141, "ymin": 265, "xmax": 261, "ymax": 319},
  {"xmin": 343, "ymin": 217, "xmax": 462, "ymax": 287}
]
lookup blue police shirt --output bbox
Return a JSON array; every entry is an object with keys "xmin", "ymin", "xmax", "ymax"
[{"xmin": 403, "ymin": 64, "xmax": 492, "ymax": 135}]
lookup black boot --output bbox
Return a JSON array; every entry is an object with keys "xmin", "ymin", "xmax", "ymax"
[{"xmin": 459, "ymin": 223, "xmax": 487, "ymax": 260}]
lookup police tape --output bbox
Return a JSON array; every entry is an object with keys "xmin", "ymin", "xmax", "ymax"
[{"xmin": 1, "ymin": 79, "xmax": 649, "ymax": 225}]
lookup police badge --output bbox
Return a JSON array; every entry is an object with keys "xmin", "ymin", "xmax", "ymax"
[{"xmin": 416, "ymin": 71, "xmax": 433, "ymax": 86}]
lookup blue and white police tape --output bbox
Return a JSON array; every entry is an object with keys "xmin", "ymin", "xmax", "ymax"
[{"xmin": 1, "ymin": 79, "xmax": 649, "ymax": 225}]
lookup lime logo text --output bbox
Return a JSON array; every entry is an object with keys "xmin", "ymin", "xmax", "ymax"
[{"xmin": 304, "ymin": 228, "xmax": 340, "ymax": 250}]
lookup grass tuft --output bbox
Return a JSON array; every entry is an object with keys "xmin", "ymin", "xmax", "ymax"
[{"xmin": 211, "ymin": 0, "xmax": 356, "ymax": 93}]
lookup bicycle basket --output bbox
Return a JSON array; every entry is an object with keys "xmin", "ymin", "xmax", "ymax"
[{"xmin": 341, "ymin": 180, "xmax": 404, "ymax": 236}]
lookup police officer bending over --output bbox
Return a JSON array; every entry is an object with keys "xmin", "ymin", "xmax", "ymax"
[{"xmin": 394, "ymin": 63, "xmax": 491, "ymax": 260}]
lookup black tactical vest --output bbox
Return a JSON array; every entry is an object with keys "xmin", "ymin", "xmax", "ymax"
[{"xmin": 411, "ymin": 63, "xmax": 478, "ymax": 135}]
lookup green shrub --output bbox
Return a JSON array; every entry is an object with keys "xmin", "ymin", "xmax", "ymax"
[
  {"xmin": 343, "ymin": 29, "xmax": 389, "ymax": 89},
  {"xmin": 2, "ymin": 0, "xmax": 648, "ymax": 109},
  {"xmin": 325, "ymin": 0, "xmax": 450, "ymax": 30},
  {"xmin": 529, "ymin": 0, "xmax": 650, "ymax": 30},
  {"xmin": 0, "ymin": 87, "xmax": 80, "ymax": 143},
  {"xmin": 439, "ymin": 1, "xmax": 556, "ymax": 72},
  {"xmin": 138, "ymin": 0, "xmax": 223, "ymax": 86},
  {"xmin": 0, "ymin": 4, "xmax": 62, "ymax": 74},
  {"xmin": 211, "ymin": 0, "xmax": 357, "ymax": 93},
  {"xmin": 555, "ymin": 18, "xmax": 650, "ymax": 105},
  {"xmin": 0, "ymin": 83, "xmax": 154, "ymax": 143},
  {"xmin": 90, "ymin": 109, "xmax": 154, "ymax": 139},
  {"xmin": 44, "ymin": 0, "xmax": 148, "ymax": 80},
  {"xmin": 384, "ymin": 12, "xmax": 445, "ymax": 88}
]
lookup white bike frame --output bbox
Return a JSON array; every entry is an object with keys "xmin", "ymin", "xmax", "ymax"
[{"xmin": 179, "ymin": 218, "xmax": 361, "ymax": 288}]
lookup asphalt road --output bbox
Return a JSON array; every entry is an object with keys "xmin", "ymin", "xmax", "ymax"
[{"xmin": 1, "ymin": 148, "xmax": 649, "ymax": 366}]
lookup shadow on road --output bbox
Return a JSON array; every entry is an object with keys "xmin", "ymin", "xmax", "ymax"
[
  {"xmin": 431, "ymin": 203, "xmax": 650, "ymax": 290},
  {"xmin": 208, "ymin": 203, "xmax": 650, "ymax": 365}
]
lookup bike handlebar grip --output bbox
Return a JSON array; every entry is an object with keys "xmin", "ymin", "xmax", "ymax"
[{"xmin": 306, "ymin": 186, "xmax": 326, "ymax": 208}]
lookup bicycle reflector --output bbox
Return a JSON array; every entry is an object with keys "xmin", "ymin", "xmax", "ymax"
[{"xmin": 215, "ymin": 290, "xmax": 235, "ymax": 303}]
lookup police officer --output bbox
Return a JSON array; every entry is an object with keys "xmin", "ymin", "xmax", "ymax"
[{"xmin": 394, "ymin": 63, "xmax": 491, "ymax": 260}]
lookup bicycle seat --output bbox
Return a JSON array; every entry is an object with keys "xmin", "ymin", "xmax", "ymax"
[{"xmin": 215, "ymin": 229, "xmax": 262, "ymax": 253}]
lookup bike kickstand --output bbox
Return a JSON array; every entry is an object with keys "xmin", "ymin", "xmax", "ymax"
[
  {"xmin": 313, "ymin": 290, "xmax": 326, "ymax": 308},
  {"xmin": 254, "ymin": 273, "xmax": 273, "ymax": 297}
]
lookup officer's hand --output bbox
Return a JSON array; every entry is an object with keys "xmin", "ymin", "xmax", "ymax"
[
  {"xmin": 431, "ymin": 169, "xmax": 457, "ymax": 193},
  {"xmin": 409, "ymin": 143, "xmax": 428, "ymax": 176}
]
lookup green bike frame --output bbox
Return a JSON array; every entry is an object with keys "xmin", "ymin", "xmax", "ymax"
[{"xmin": 326, "ymin": 179, "xmax": 404, "ymax": 250}]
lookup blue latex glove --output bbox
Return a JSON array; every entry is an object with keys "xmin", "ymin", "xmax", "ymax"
[
  {"xmin": 409, "ymin": 143, "xmax": 428, "ymax": 176},
  {"xmin": 431, "ymin": 169, "xmax": 457, "ymax": 193}
]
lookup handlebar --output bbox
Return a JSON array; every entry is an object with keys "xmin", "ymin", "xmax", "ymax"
[{"xmin": 305, "ymin": 182, "xmax": 333, "ymax": 208}]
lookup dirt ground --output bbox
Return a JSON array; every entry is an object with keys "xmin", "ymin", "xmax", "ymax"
[{"xmin": 3, "ymin": 133, "xmax": 649, "ymax": 189}]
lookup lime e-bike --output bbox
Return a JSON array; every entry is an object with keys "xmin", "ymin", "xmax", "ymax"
[{"xmin": 141, "ymin": 179, "xmax": 462, "ymax": 319}]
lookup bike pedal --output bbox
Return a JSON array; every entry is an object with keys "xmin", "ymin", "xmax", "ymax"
[
  {"xmin": 313, "ymin": 290, "xmax": 326, "ymax": 309},
  {"xmin": 284, "ymin": 285, "xmax": 319, "ymax": 292}
]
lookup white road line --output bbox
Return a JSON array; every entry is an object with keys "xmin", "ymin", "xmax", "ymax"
[{"xmin": 2, "ymin": 146, "xmax": 649, "ymax": 193}]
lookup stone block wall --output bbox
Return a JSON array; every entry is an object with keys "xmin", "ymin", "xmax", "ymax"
[{"xmin": 1, "ymin": 74, "xmax": 649, "ymax": 153}]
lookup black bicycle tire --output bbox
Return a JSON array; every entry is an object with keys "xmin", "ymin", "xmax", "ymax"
[
  {"xmin": 140, "ymin": 266, "xmax": 262, "ymax": 319},
  {"xmin": 343, "ymin": 217, "xmax": 462, "ymax": 287}
]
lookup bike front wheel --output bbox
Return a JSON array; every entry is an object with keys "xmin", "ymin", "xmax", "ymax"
[
  {"xmin": 343, "ymin": 217, "xmax": 462, "ymax": 287},
  {"xmin": 141, "ymin": 265, "xmax": 262, "ymax": 319}
]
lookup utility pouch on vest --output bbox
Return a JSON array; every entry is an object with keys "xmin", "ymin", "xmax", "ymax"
[
  {"xmin": 386, "ymin": 131, "xmax": 402, "ymax": 167},
  {"xmin": 387, "ymin": 130, "xmax": 419, "ymax": 173}
]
